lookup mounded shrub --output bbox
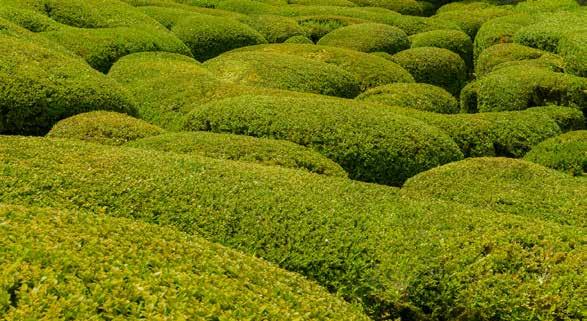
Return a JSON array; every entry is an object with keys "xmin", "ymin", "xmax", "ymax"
[
  {"xmin": 0, "ymin": 31, "xmax": 136, "ymax": 135},
  {"xmin": 47, "ymin": 111, "xmax": 164, "ymax": 146},
  {"xmin": 126, "ymin": 131, "xmax": 347, "ymax": 177},
  {"xmin": 183, "ymin": 94, "xmax": 463, "ymax": 186},
  {"xmin": 234, "ymin": 43, "xmax": 415, "ymax": 91},
  {"xmin": 349, "ymin": 0, "xmax": 424, "ymax": 16},
  {"xmin": 525, "ymin": 105, "xmax": 586, "ymax": 132},
  {"xmin": 0, "ymin": 204, "xmax": 368, "ymax": 320},
  {"xmin": 1, "ymin": 136, "xmax": 584, "ymax": 320},
  {"xmin": 317, "ymin": 23, "xmax": 409, "ymax": 54},
  {"xmin": 391, "ymin": 47, "xmax": 467, "ymax": 96},
  {"xmin": 284, "ymin": 34, "xmax": 313, "ymax": 44},
  {"xmin": 356, "ymin": 83, "xmax": 459, "ymax": 114},
  {"xmin": 171, "ymin": 14, "xmax": 267, "ymax": 61},
  {"xmin": 559, "ymin": 31, "xmax": 587, "ymax": 77},
  {"xmin": 241, "ymin": 14, "xmax": 305, "ymax": 43},
  {"xmin": 432, "ymin": 5, "xmax": 512, "ymax": 39},
  {"xmin": 204, "ymin": 51, "xmax": 361, "ymax": 98},
  {"xmin": 514, "ymin": 0, "xmax": 580, "ymax": 14},
  {"xmin": 409, "ymin": 29, "xmax": 473, "ymax": 68},
  {"xmin": 295, "ymin": 15, "xmax": 368, "ymax": 42},
  {"xmin": 215, "ymin": 0, "xmax": 278, "ymax": 15},
  {"xmin": 402, "ymin": 157, "xmax": 587, "ymax": 226},
  {"xmin": 473, "ymin": 13, "xmax": 537, "ymax": 60},
  {"xmin": 475, "ymin": 43, "xmax": 557, "ymax": 77},
  {"xmin": 524, "ymin": 130, "xmax": 587, "ymax": 176},
  {"xmin": 288, "ymin": 0, "xmax": 357, "ymax": 6}
]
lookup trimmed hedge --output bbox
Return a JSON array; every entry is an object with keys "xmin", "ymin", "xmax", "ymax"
[
  {"xmin": 47, "ymin": 111, "xmax": 164, "ymax": 146},
  {"xmin": 0, "ymin": 31, "xmax": 136, "ymax": 135},
  {"xmin": 295, "ymin": 15, "xmax": 369, "ymax": 42},
  {"xmin": 0, "ymin": 136, "xmax": 584, "ymax": 320},
  {"xmin": 171, "ymin": 14, "xmax": 267, "ymax": 61},
  {"xmin": 402, "ymin": 157, "xmax": 587, "ymax": 226},
  {"xmin": 524, "ymin": 130, "xmax": 587, "ymax": 176},
  {"xmin": 432, "ymin": 4, "xmax": 512, "ymax": 38},
  {"xmin": 183, "ymin": 94, "xmax": 463, "ymax": 186},
  {"xmin": 215, "ymin": 0, "xmax": 278, "ymax": 15},
  {"xmin": 348, "ymin": 0, "xmax": 424, "ymax": 16},
  {"xmin": 234, "ymin": 43, "xmax": 415, "ymax": 91},
  {"xmin": 391, "ymin": 47, "xmax": 467, "ymax": 96},
  {"xmin": 473, "ymin": 13, "xmax": 537, "ymax": 60},
  {"xmin": 284, "ymin": 34, "xmax": 313, "ymax": 44},
  {"xmin": 126, "ymin": 131, "xmax": 347, "ymax": 177},
  {"xmin": 475, "ymin": 43, "xmax": 558, "ymax": 77},
  {"xmin": 204, "ymin": 51, "xmax": 361, "ymax": 98},
  {"xmin": 559, "ymin": 31, "xmax": 587, "ymax": 77},
  {"xmin": 288, "ymin": 0, "xmax": 357, "ymax": 6},
  {"xmin": 241, "ymin": 14, "xmax": 305, "ymax": 43},
  {"xmin": 317, "ymin": 23, "xmax": 410, "ymax": 54},
  {"xmin": 0, "ymin": 204, "xmax": 368, "ymax": 320},
  {"xmin": 409, "ymin": 29, "xmax": 473, "ymax": 68},
  {"xmin": 356, "ymin": 83, "xmax": 459, "ymax": 114}
]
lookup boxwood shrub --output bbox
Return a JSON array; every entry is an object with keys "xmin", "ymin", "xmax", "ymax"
[
  {"xmin": 284, "ymin": 34, "xmax": 313, "ymax": 44},
  {"xmin": 241, "ymin": 14, "xmax": 305, "ymax": 43},
  {"xmin": 475, "ymin": 43, "xmax": 557, "ymax": 77},
  {"xmin": 402, "ymin": 157, "xmax": 587, "ymax": 226},
  {"xmin": 356, "ymin": 83, "xmax": 459, "ymax": 114},
  {"xmin": 473, "ymin": 13, "xmax": 537, "ymax": 60},
  {"xmin": 432, "ymin": 3, "xmax": 512, "ymax": 38},
  {"xmin": 559, "ymin": 31, "xmax": 587, "ymax": 77},
  {"xmin": 409, "ymin": 29, "xmax": 473, "ymax": 68},
  {"xmin": 317, "ymin": 23, "xmax": 410, "ymax": 54},
  {"xmin": 0, "ymin": 204, "xmax": 368, "ymax": 320},
  {"xmin": 288, "ymin": 0, "xmax": 357, "ymax": 6},
  {"xmin": 126, "ymin": 131, "xmax": 347, "ymax": 177},
  {"xmin": 0, "ymin": 136, "xmax": 584, "ymax": 320},
  {"xmin": 348, "ymin": 0, "xmax": 424, "ymax": 16},
  {"xmin": 391, "ymin": 47, "xmax": 467, "ymax": 96},
  {"xmin": 524, "ymin": 130, "xmax": 587, "ymax": 176},
  {"xmin": 295, "ymin": 15, "xmax": 368, "ymax": 42},
  {"xmin": 47, "ymin": 111, "xmax": 165, "ymax": 146}
]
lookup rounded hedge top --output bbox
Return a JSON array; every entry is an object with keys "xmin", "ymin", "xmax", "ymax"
[
  {"xmin": 317, "ymin": 23, "xmax": 410, "ymax": 54},
  {"xmin": 241, "ymin": 14, "xmax": 305, "ymax": 43},
  {"xmin": 284, "ymin": 34, "xmax": 313, "ymax": 44},
  {"xmin": 47, "ymin": 111, "xmax": 165, "ymax": 146},
  {"xmin": 295, "ymin": 14, "xmax": 369, "ymax": 42},
  {"xmin": 356, "ymin": 83, "xmax": 459, "ymax": 114},
  {"xmin": 0, "ymin": 204, "xmax": 369, "ymax": 320},
  {"xmin": 204, "ymin": 51, "xmax": 361, "ymax": 98},
  {"xmin": 409, "ymin": 29, "xmax": 473, "ymax": 67},
  {"xmin": 524, "ymin": 130, "xmax": 587, "ymax": 176},
  {"xmin": 349, "ymin": 0, "xmax": 423, "ymax": 16},
  {"xmin": 391, "ymin": 47, "xmax": 467, "ymax": 96},
  {"xmin": 475, "ymin": 43, "xmax": 553, "ymax": 77},
  {"xmin": 126, "ymin": 131, "xmax": 348, "ymax": 177}
]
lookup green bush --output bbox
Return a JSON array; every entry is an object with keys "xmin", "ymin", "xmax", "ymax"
[
  {"xmin": 460, "ymin": 65, "xmax": 587, "ymax": 114},
  {"xmin": 475, "ymin": 43, "xmax": 558, "ymax": 77},
  {"xmin": 524, "ymin": 130, "xmax": 587, "ymax": 176},
  {"xmin": 0, "ymin": 204, "xmax": 368, "ymax": 320},
  {"xmin": 473, "ymin": 13, "xmax": 537, "ymax": 60},
  {"xmin": 524, "ymin": 105, "xmax": 586, "ymax": 132},
  {"xmin": 184, "ymin": 94, "xmax": 463, "ymax": 186},
  {"xmin": 284, "ymin": 34, "xmax": 313, "ymax": 44},
  {"xmin": 294, "ymin": 15, "xmax": 368, "ymax": 42},
  {"xmin": 356, "ymin": 83, "xmax": 459, "ymax": 114},
  {"xmin": 241, "ymin": 14, "xmax": 305, "ymax": 43},
  {"xmin": 126, "ymin": 131, "xmax": 347, "ymax": 177},
  {"xmin": 0, "ymin": 31, "xmax": 136, "ymax": 135},
  {"xmin": 235, "ymin": 43, "xmax": 414, "ymax": 91},
  {"xmin": 432, "ymin": 4, "xmax": 512, "ymax": 38},
  {"xmin": 409, "ymin": 29, "xmax": 473, "ymax": 68},
  {"xmin": 391, "ymin": 47, "xmax": 467, "ymax": 96},
  {"xmin": 402, "ymin": 157, "xmax": 587, "ymax": 226},
  {"xmin": 349, "ymin": 0, "xmax": 424, "ymax": 16},
  {"xmin": 204, "ymin": 51, "xmax": 361, "ymax": 98},
  {"xmin": 0, "ymin": 136, "xmax": 584, "ymax": 320},
  {"xmin": 46, "ymin": 111, "xmax": 164, "ymax": 146},
  {"xmin": 317, "ymin": 23, "xmax": 409, "ymax": 54},
  {"xmin": 171, "ymin": 14, "xmax": 267, "ymax": 61},
  {"xmin": 288, "ymin": 0, "xmax": 357, "ymax": 6},
  {"xmin": 215, "ymin": 0, "xmax": 278, "ymax": 14},
  {"xmin": 513, "ymin": 11, "xmax": 587, "ymax": 53},
  {"xmin": 559, "ymin": 31, "xmax": 587, "ymax": 77}
]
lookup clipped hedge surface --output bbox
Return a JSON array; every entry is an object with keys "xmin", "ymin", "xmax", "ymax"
[
  {"xmin": 524, "ymin": 130, "xmax": 587, "ymax": 176},
  {"xmin": 47, "ymin": 111, "xmax": 164, "ymax": 146},
  {"xmin": 0, "ymin": 30, "xmax": 136, "ymax": 135},
  {"xmin": 295, "ymin": 15, "xmax": 368, "ymax": 42},
  {"xmin": 0, "ymin": 136, "xmax": 584, "ymax": 320},
  {"xmin": 391, "ymin": 47, "xmax": 467, "ymax": 96},
  {"xmin": 356, "ymin": 83, "xmax": 459, "ymax": 114},
  {"xmin": 126, "ymin": 131, "xmax": 348, "ymax": 177},
  {"xmin": 284, "ymin": 34, "xmax": 313, "ymax": 44},
  {"xmin": 183, "ymin": 94, "xmax": 463, "ymax": 186},
  {"xmin": 433, "ymin": 4, "xmax": 512, "ymax": 39},
  {"xmin": 317, "ymin": 23, "xmax": 409, "ymax": 54},
  {"xmin": 241, "ymin": 14, "xmax": 304, "ymax": 43},
  {"xmin": 349, "ymin": 0, "xmax": 423, "ymax": 16},
  {"xmin": 204, "ymin": 51, "xmax": 361, "ymax": 98},
  {"xmin": 0, "ymin": 204, "xmax": 369, "ymax": 320},
  {"xmin": 402, "ymin": 157, "xmax": 587, "ymax": 227},
  {"xmin": 475, "ymin": 43, "xmax": 557, "ymax": 77},
  {"xmin": 409, "ymin": 29, "xmax": 473, "ymax": 68}
]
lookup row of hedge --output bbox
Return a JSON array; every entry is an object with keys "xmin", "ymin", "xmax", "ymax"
[{"xmin": 0, "ymin": 136, "xmax": 584, "ymax": 320}]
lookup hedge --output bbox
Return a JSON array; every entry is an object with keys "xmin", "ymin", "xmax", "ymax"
[
  {"xmin": 126, "ymin": 131, "xmax": 348, "ymax": 177},
  {"xmin": 183, "ymin": 94, "xmax": 463, "ymax": 186},
  {"xmin": 288, "ymin": 0, "xmax": 357, "ymax": 6},
  {"xmin": 294, "ymin": 15, "xmax": 368, "ymax": 42},
  {"xmin": 391, "ymin": 47, "xmax": 467, "ymax": 96},
  {"xmin": 47, "ymin": 111, "xmax": 165, "ymax": 146},
  {"xmin": 524, "ymin": 130, "xmax": 587, "ymax": 176},
  {"xmin": 204, "ymin": 51, "xmax": 361, "ymax": 98},
  {"xmin": 559, "ymin": 31, "xmax": 587, "ymax": 77},
  {"xmin": 513, "ymin": 11, "xmax": 586, "ymax": 54},
  {"xmin": 215, "ymin": 0, "xmax": 278, "ymax": 15},
  {"xmin": 473, "ymin": 14, "xmax": 537, "ymax": 60},
  {"xmin": 356, "ymin": 83, "xmax": 459, "ymax": 114},
  {"xmin": 0, "ymin": 31, "xmax": 136, "ymax": 135},
  {"xmin": 348, "ymin": 0, "xmax": 424, "ymax": 16},
  {"xmin": 0, "ymin": 136, "xmax": 584, "ymax": 320},
  {"xmin": 475, "ymin": 43, "xmax": 556, "ymax": 77},
  {"xmin": 317, "ymin": 23, "xmax": 410, "ymax": 54},
  {"xmin": 284, "ymin": 34, "xmax": 314, "ymax": 44},
  {"xmin": 234, "ymin": 43, "xmax": 414, "ymax": 91},
  {"xmin": 402, "ymin": 157, "xmax": 587, "ymax": 227},
  {"xmin": 432, "ymin": 4, "xmax": 512, "ymax": 38},
  {"xmin": 241, "ymin": 14, "xmax": 305, "ymax": 43},
  {"xmin": 0, "ymin": 204, "xmax": 368, "ymax": 320},
  {"xmin": 409, "ymin": 29, "xmax": 473, "ymax": 68}
]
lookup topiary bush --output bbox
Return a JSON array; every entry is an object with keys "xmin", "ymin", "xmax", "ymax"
[
  {"xmin": 559, "ymin": 31, "xmax": 587, "ymax": 77},
  {"xmin": 0, "ymin": 204, "xmax": 369, "ymax": 320},
  {"xmin": 295, "ymin": 15, "xmax": 368, "ymax": 42},
  {"xmin": 524, "ymin": 130, "xmax": 587, "ymax": 176},
  {"xmin": 432, "ymin": 4, "xmax": 512, "ymax": 39},
  {"xmin": 402, "ymin": 157, "xmax": 587, "ymax": 226},
  {"xmin": 241, "ymin": 14, "xmax": 305, "ymax": 43},
  {"xmin": 356, "ymin": 83, "xmax": 459, "ymax": 114},
  {"xmin": 215, "ymin": 0, "xmax": 278, "ymax": 15},
  {"xmin": 183, "ymin": 94, "xmax": 463, "ymax": 186},
  {"xmin": 203, "ymin": 51, "xmax": 361, "ymax": 98},
  {"xmin": 0, "ymin": 136, "xmax": 584, "ymax": 320},
  {"xmin": 126, "ymin": 131, "xmax": 348, "ymax": 177},
  {"xmin": 391, "ymin": 47, "xmax": 467, "ymax": 96},
  {"xmin": 46, "ymin": 111, "xmax": 164, "ymax": 146},
  {"xmin": 284, "ymin": 34, "xmax": 313, "ymax": 44},
  {"xmin": 288, "ymin": 0, "xmax": 357, "ymax": 6},
  {"xmin": 409, "ymin": 29, "xmax": 473, "ymax": 68},
  {"xmin": 475, "ymin": 43, "xmax": 559, "ymax": 77},
  {"xmin": 473, "ymin": 13, "xmax": 537, "ymax": 60},
  {"xmin": 317, "ymin": 23, "xmax": 410, "ymax": 54},
  {"xmin": 348, "ymin": 0, "xmax": 424, "ymax": 16}
]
